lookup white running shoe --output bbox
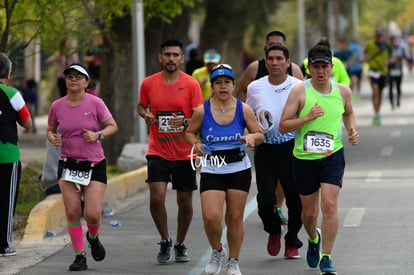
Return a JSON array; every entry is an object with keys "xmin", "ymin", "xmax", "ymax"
[
  {"xmin": 205, "ymin": 246, "xmax": 227, "ymax": 275},
  {"xmin": 226, "ymin": 258, "xmax": 242, "ymax": 275}
]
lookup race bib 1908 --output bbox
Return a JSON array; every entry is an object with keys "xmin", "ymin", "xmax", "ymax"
[
  {"xmin": 157, "ymin": 111, "xmax": 184, "ymax": 133},
  {"xmin": 62, "ymin": 168, "xmax": 92, "ymax": 186},
  {"xmin": 304, "ymin": 131, "xmax": 334, "ymax": 153}
]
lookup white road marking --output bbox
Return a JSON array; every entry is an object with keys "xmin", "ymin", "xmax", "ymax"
[
  {"xmin": 365, "ymin": 170, "xmax": 382, "ymax": 182},
  {"xmin": 343, "ymin": 208, "xmax": 366, "ymax": 227},
  {"xmin": 390, "ymin": 130, "xmax": 402, "ymax": 138},
  {"xmin": 380, "ymin": 146, "xmax": 394, "ymax": 156}
]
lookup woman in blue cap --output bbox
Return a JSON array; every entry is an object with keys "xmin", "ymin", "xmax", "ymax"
[{"xmin": 186, "ymin": 64, "xmax": 264, "ymax": 275}]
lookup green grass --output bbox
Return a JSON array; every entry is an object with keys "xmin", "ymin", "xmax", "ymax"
[
  {"xmin": 107, "ymin": 164, "xmax": 121, "ymax": 178},
  {"xmin": 17, "ymin": 162, "xmax": 45, "ymax": 216}
]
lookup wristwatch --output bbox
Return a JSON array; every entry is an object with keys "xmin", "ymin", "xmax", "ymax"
[
  {"xmin": 182, "ymin": 118, "xmax": 189, "ymax": 126},
  {"xmin": 98, "ymin": 131, "xmax": 105, "ymax": 140}
]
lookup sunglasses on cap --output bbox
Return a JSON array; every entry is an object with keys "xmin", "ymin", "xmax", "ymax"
[
  {"xmin": 212, "ymin": 63, "xmax": 233, "ymax": 71},
  {"xmin": 210, "ymin": 63, "xmax": 235, "ymax": 82}
]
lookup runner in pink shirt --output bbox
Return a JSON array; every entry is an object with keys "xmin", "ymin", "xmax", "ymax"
[{"xmin": 47, "ymin": 63, "xmax": 118, "ymax": 271}]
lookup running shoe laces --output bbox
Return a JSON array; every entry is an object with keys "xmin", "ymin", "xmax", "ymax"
[
  {"xmin": 157, "ymin": 237, "xmax": 173, "ymax": 264},
  {"xmin": 205, "ymin": 246, "xmax": 227, "ymax": 275},
  {"xmin": 319, "ymin": 255, "xmax": 337, "ymax": 274},
  {"xmin": 306, "ymin": 228, "xmax": 321, "ymax": 268},
  {"xmin": 174, "ymin": 242, "xmax": 190, "ymax": 262},
  {"xmin": 226, "ymin": 258, "xmax": 241, "ymax": 275}
]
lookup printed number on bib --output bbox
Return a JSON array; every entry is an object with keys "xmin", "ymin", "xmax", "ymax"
[
  {"xmin": 157, "ymin": 111, "xmax": 184, "ymax": 133},
  {"xmin": 61, "ymin": 158, "xmax": 94, "ymax": 186},
  {"xmin": 62, "ymin": 167, "xmax": 92, "ymax": 186},
  {"xmin": 304, "ymin": 131, "xmax": 334, "ymax": 153}
]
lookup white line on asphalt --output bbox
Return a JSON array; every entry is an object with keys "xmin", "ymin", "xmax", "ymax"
[
  {"xmin": 390, "ymin": 129, "xmax": 402, "ymax": 138},
  {"xmin": 187, "ymin": 197, "xmax": 257, "ymax": 275},
  {"xmin": 365, "ymin": 170, "xmax": 382, "ymax": 182},
  {"xmin": 396, "ymin": 118, "xmax": 409, "ymax": 125},
  {"xmin": 343, "ymin": 208, "xmax": 366, "ymax": 227},
  {"xmin": 380, "ymin": 146, "xmax": 394, "ymax": 156}
]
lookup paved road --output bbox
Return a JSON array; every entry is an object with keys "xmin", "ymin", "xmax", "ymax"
[{"xmin": 3, "ymin": 75, "xmax": 414, "ymax": 274}]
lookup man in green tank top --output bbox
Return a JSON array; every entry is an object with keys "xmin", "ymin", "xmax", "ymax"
[
  {"xmin": 279, "ymin": 45, "xmax": 359, "ymax": 275},
  {"xmin": 363, "ymin": 27, "xmax": 391, "ymax": 125}
]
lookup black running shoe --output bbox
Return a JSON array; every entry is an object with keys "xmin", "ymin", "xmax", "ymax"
[
  {"xmin": 86, "ymin": 232, "xmax": 106, "ymax": 261},
  {"xmin": 69, "ymin": 254, "xmax": 88, "ymax": 271},
  {"xmin": 306, "ymin": 228, "xmax": 321, "ymax": 268},
  {"xmin": 157, "ymin": 237, "xmax": 173, "ymax": 264},
  {"xmin": 174, "ymin": 242, "xmax": 190, "ymax": 262}
]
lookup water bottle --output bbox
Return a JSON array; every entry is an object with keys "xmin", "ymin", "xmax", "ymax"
[
  {"xmin": 109, "ymin": 220, "xmax": 121, "ymax": 227},
  {"xmin": 47, "ymin": 230, "xmax": 56, "ymax": 237},
  {"xmin": 103, "ymin": 209, "xmax": 114, "ymax": 216}
]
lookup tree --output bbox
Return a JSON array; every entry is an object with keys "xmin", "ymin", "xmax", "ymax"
[
  {"xmin": 96, "ymin": 1, "xmax": 197, "ymax": 164},
  {"xmin": 198, "ymin": 0, "xmax": 279, "ymax": 76},
  {"xmin": 0, "ymin": 0, "xmax": 198, "ymax": 165}
]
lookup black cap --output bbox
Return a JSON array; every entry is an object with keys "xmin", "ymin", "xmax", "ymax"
[{"xmin": 308, "ymin": 52, "xmax": 332, "ymax": 64}]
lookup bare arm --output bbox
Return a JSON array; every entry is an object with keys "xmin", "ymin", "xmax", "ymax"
[
  {"xmin": 233, "ymin": 61, "xmax": 258, "ymax": 102},
  {"xmin": 340, "ymin": 85, "xmax": 359, "ymax": 145},
  {"xmin": 46, "ymin": 125, "xmax": 61, "ymax": 148},
  {"xmin": 19, "ymin": 117, "xmax": 32, "ymax": 130},
  {"xmin": 137, "ymin": 101, "xmax": 156, "ymax": 125},
  {"xmin": 240, "ymin": 102, "xmax": 264, "ymax": 147},
  {"xmin": 99, "ymin": 117, "xmax": 118, "ymax": 138},
  {"xmin": 82, "ymin": 116, "xmax": 119, "ymax": 143},
  {"xmin": 185, "ymin": 105, "xmax": 205, "ymax": 155}
]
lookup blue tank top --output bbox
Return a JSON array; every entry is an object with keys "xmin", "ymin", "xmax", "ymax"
[{"xmin": 200, "ymin": 98, "xmax": 251, "ymax": 174}]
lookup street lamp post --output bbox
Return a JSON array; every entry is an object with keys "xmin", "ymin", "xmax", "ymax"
[
  {"xmin": 298, "ymin": 0, "xmax": 306, "ymax": 61},
  {"xmin": 132, "ymin": 0, "xmax": 147, "ymax": 142}
]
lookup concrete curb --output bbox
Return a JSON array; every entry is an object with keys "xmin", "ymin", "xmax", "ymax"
[{"xmin": 21, "ymin": 166, "xmax": 147, "ymax": 245}]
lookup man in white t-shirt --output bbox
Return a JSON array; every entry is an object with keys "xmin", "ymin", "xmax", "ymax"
[{"xmin": 246, "ymin": 44, "xmax": 303, "ymax": 259}]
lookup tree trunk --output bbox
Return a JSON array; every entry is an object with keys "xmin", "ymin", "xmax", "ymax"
[
  {"xmin": 99, "ymin": 9, "xmax": 191, "ymax": 165},
  {"xmin": 100, "ymin": 12, "xmax": 134, "ymax": 165},
  {"xmin": 144, "ymin": 7, "xmax": 191, "ymax": 75},
  {"xmin": 199, "ymin": 0, "xmax": 246, "ymax": 76}
]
